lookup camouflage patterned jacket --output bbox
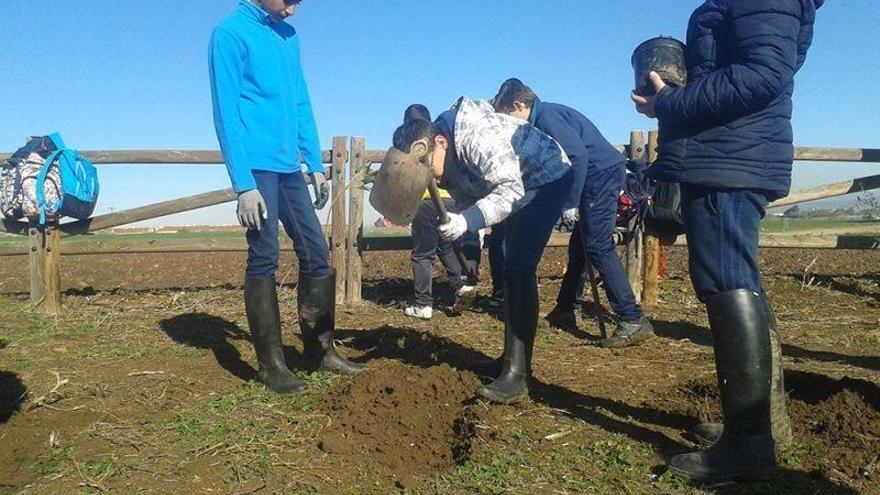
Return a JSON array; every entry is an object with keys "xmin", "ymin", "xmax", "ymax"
[{"xmin": 443, "ymin": 97, "xmax": 570, "ymax": 231}]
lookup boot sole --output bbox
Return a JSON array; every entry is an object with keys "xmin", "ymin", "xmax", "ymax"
[
  {"xmin": 319, "ymin": 359, "xmax": 366, "ymax": 376},
  {"xmin": 263, "ymin": 381, "xmax": 308, "ymax": 395},
  {"xmin": 476, "ymin": 385, "xmax": 529, "ymax": 404},
  {"xmin": 668, "ymin": 465, "xmax": 776, "ymax": 483}
]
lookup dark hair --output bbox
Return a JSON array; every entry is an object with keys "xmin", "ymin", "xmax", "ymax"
[
  {"xmin": 403, "ymin": 104, "xmax": 431, "ymax": 124},
  {"xmin": 393, "ymin": 119, "xmax": 440, "ymax": 152},
  {"xmin": 492, "ymin": 78, "xmax": 538, "ymax": 113}
]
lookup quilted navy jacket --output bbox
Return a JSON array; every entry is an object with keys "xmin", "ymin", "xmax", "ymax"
[{"xmin": 649, "ymin": 0, "xmax": 823, "ymax": 200}]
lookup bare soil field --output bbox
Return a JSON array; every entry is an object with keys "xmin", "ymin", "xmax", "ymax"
[{"xmin": 0, "ymin": 245, "xmax": 878, "ymax": 494}]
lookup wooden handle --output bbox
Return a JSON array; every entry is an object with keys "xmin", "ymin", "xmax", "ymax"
[{"xmin": 427, "ymin": 180, "xmax": 474, "ymax": 280}]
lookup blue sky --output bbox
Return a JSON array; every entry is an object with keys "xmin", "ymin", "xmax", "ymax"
[{"xmin": 1, "ymin": 1, "xmax": 876, "ymax": 226}]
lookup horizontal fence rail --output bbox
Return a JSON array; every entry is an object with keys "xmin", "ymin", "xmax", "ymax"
[
  {"xmin": 4, "ymin": 146, "xmax": 879, "ymax": 165},
  {"xmin": 1, "ymin": 140, "xmax": 878, "ymax": 315},
  {"xmin": 0, "ymin": 150, "xmax": 334, "ymax": 165}
]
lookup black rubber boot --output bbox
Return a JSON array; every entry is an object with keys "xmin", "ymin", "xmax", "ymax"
[
  {"xmin": 542, "ymin": 304, "xmax": 581, "ymax": 333},
  {"xmin": 470, "ymin": 356, "xmax": 502, "ymax": 378},
  {"xmin": 244, "ymin": 277, "xmax": 307, "ymax": 395},
  {"xmin": 669, "ymin": 289, "xmax": 776, "ymax": 482},
  {"xmin": 688, "ymin": 294, "xmax": 792, "ymax": 448},
  {"xmin": 298, "ymin": 271, "xmax": 365, "ymax": 376},
  {"xmin": 477, "ymin": 273, "xmax": 538, "ymax": 404}
]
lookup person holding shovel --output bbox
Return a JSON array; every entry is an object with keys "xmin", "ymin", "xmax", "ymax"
[
  {"xmin": 208, "ymin": 0, "xmax": 364, "ymax": 396},
  {"xmin": 493, "ymin": 79, "xmax": 654, "ymax": 348},
  {"xmin": 632, "ymin": 0, "xmax": 823, "ymax": 481},
  {"xmin": 395, "ymin": 105, "xmax": 480, "ymax": 320},
  {"xmin": 372, "ymin": 96, "xmax": 571, "ymax": 404}
]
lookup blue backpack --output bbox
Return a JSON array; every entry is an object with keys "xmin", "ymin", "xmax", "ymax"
[{"xmin": 35, "ymin": 133, "xmax": 99, "ymax": 225}]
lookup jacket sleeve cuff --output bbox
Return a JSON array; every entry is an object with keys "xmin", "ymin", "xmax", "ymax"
[
  {"xmin": 231, "ymin": 172, "xmax": 257, "ymax": 194},
  {"xmin": 461, "ymin": 206, "xmax": 487, "ymax": 232}
]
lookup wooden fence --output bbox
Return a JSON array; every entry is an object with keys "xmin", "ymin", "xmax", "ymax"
[{"xmin": 1, "ymin": 137, "xmax": 878, "ymax": 316}]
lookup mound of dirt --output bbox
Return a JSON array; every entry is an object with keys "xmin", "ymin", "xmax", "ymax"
[
  {"xmin": 786, "ymin": 374, "xmax": 880, "ymax": 480},
  {"xmin": 318, "ymin": 361, "xmax": 482, "ymax": 480},
  {"xmin": 651, "ymin": 372, "xmax": 880, "ymax": 482}
]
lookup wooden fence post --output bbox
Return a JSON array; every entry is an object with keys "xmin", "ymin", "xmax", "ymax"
[
  {"xmin": 345, "ymin": 137, "xmax": 366, "ymax": 305},
  {"xmin": 642, "ymin": 130, "xmax": 661, "ymax": 313},
  {"xmin": 330, "ymin": 137, "xmax": 348, "ymax": 305},
  {"xmin": 28, "ymin": 223, "xmax": 62, "ymax": 315},
  {"xmin": 627, "ymin": 131, "xmax": 646, "ymax": 303}
]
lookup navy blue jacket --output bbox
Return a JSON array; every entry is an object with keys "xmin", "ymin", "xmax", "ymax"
[
  {"xmin": 530, "ymin": 99, "xmax": 626, "ymax": 209},
  {"xmin": 650, "ymin": 0, "xmax": 823, "ymax": 200}
]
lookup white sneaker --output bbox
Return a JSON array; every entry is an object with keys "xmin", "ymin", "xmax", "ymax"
[
  {"xmin": 453, "ymin": 285, "xmax": 477, "ymax": 313},
  {"xmin": 404, "ymin": 305, "xmax": 433, "ymax": 320}
]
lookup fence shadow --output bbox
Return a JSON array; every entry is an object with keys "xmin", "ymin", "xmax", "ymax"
[
  {"xmin": 786, "ymin": 271, "xmax": 880, "ymax": 304},
  {"xmin": 652, "ymin": 319, "xmax": 880, "ymax": 372},
  {"xmin": 653, "ymin": 319, "xmax": 713, "ymax": 346},
  {"xmin": 159, "ymin": 313, "xmax": 257, "ymax": 382},
  {"xmin": 0, "ymin": 371, "xmax": 27, "ymax": 424}
]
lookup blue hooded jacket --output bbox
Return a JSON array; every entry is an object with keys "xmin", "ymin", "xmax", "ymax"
[
  {"xmin": 649, "ymin": 0, "xmax": 823, "ymax": 200},
  {"xmin": 209, "ymin": 0, "xmax": 322, "ymax": 193},
  {"xmin": 529, "ymin": 99, "xmax": 626, "ymax": 209}
]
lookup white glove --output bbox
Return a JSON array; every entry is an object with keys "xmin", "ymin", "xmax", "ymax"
[
  {"xmin": 562, "ymin": 207, "xmax": 580, "ymax": 224},
  {"xmin": 310, "ymin": 171, "xmax": 330, "ymax": 209},
  {"xmin": 438, "ymin": 212, "xmax": 468, "ymax": 242},
  {"xmin": 237, "ymin": 189, "xmax": 268, "ymax": 231}
]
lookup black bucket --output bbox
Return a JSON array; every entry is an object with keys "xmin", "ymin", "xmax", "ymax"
[{"xmin": 631, "ymin": 37, "xmax": 687, "ymax": 96}]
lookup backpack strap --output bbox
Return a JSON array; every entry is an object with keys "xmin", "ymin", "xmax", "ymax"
[
  {"xmin": 47, "ymin": 133, "xmax": 66, "ymax": 150},
  {"xmin": 35, "ymin": 148, "xmax": 75, "ymax": 225}
]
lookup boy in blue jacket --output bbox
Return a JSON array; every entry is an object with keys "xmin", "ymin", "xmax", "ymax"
[
  {"xmin": 493, "ymin": 79, "xmax": 653, "ymax": 348},
  {"xmin": 633, "ymin": 0, "xmax": 823, "ymax": 481},
  {"xmin": 209, "ymin": 0, "xmax": 363, "ymax": 396}
]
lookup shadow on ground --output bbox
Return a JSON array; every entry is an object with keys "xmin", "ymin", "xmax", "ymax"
[
  {"xmin": 653, "ymin": 319, "xmax": 880, "ymax": 372},
  {"xmin": 362, "ymin": 276, "xmax": 465, "ymax": 310},
  {"xmin": 786, "ymin": 271, "xmax": 880, "ymax": 304},
  {"xmin": 159, "ymin": 313, "xmax": 258, "ymax": 382},
  {"xmin": 0, "ymin": 371, "xmax": 27, "ymax": 424}
]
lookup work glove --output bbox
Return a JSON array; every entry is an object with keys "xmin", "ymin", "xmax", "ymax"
[
  {"xmin": 237, "ymin": 189, "xmax": 267, "ymax": 231},
  {"xmin": 310, "ymin": 171, "xmax": 330, "ymax": 210},
  {"xmin": 562, "ymin": 207, "xmax": 580, "ymax": 224},
  {"xmin": 438, "ymin": 212, "xmax": 468, "ymax": 242}
]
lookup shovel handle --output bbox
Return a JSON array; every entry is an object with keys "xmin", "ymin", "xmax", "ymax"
[{"xmin": 427, "ymin": 180, "xmax": 475, "ymax": 281}]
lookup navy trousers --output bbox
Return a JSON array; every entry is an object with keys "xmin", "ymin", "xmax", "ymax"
[
  {"xmin": 557, "ymin": 165, "xmax": 642, "ymax": 322},
  {"xmin": 501, "ymin": 174, "xmax": 570, "ymax": 276},
  {"xmin": 246, "ymin": 171, "xmax": 331, "ymax": 280},
  {"xmin": 487, "ymin": 223, "xmax": 506, "ymax": 298},
  {"xmin": 680, "ymin": 185, "xmax": 770, "ymax": 302}
]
